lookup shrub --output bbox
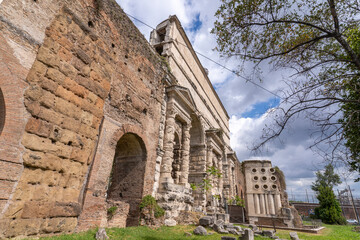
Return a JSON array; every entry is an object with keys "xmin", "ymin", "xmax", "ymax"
[
  {"xmin": 139, "ymin": 195, "xmax": 165, "ymax": 218},
  {"xmin": 315, "ymin": 186, "xmax": 346, "ymax": 225}
]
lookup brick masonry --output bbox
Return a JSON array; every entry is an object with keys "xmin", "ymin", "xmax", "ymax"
[{"xmin": 0, "ymin": 0, "xmax": 166, "ymax": 238}]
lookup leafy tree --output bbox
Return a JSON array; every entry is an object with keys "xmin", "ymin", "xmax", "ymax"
[
  {"xmin": 311, "ymin": 164, "xmax": 342, "ymax": 192},
  {"xmin": 212, "ymin": 0, "xmax": 360, "ymax": 180},
  {"xmin": 315, "ymin": 185, "xmax": 346, "ymax": 224}
]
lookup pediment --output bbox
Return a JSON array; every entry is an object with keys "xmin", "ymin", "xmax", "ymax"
[{"xmin": 166, "ymin": 85, "xmax": 197, "ymax": 111}]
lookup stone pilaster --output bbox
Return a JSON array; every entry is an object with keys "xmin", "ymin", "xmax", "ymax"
[
  {"xmin": 179, "ymin": 123, "xmax": 191, "ymax": 186},
  {"xmin": 206, "ymin": 145, "xmax": 213, "ymax": 170},
  {"xmin": 159, "ymin": 108, "xmax": 177, "ymax": 185}
]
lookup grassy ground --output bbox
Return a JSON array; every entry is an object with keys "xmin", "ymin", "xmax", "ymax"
[{"xmin": 36, "ymin": 224, "xmax": 359, "ymax": 240}]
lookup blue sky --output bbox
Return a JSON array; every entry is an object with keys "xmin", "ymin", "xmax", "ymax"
[{"xmin": 119, "ymin": 0, "xmax": 360, "ymax": 199}]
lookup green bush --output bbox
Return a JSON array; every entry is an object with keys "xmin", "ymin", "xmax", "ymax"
[
  {"xmin": 139, "ymin": 195, "xmax": 165, "ymax": 219},
  {"xmin": 315, "ymin": 186, "xmax": 347, "ymax": 225}
]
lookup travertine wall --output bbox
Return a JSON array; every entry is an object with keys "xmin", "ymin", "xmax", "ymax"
[{"xmin": 0, "ymin": 0, "xmax": 167, "ymax": 238}]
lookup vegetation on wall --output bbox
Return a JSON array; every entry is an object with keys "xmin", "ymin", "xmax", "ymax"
[{"xmin": 139, "ymin": 195, "xmax": 165, "ymax": 219}]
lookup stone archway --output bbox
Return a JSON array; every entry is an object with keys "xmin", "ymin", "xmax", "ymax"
[
  {"xmin": 188, "ymin": 115, "xmax": 206, "ymax": 208},
  {"xmin": 107, "ymin": 133, "xmax": 147, "ymax": 227}
]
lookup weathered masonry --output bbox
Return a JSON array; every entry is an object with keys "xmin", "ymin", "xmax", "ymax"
[
  {"xmin": 0, "ymin": 0, "xmax": 300, "ymax": 238},
  {"xmin": 0, "ymin": 1, "xmax": 243, "ymax": 238}
]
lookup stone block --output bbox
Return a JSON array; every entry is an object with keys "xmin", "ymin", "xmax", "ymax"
[
  {"xmin": 95, "ymin": 228, "xmax": 109, "ymax": 240},
  {"xmin": 241, "ymin": 228, "xmax": 254, "ymax": 240},
  {"xmin": 289, "ymin": 232, "xmax": 300, "ymax": 240},
  {"xmin": 263, "ymin": 230, "xmax": 275, "ymax": 237},
  {"xmin": 164, "ymin": 218, "xmax": 177, "ymax": 226},
  {"xmin": 25, "ymin": 117, "xmax": 53, "ymax": 138},
  {"xmin": 6, "ymin": 219, "xmax": 42, "ymax": 238},
  {"xmin": 46, "ymin": 68, "xmax": 66, "ymax": 84},
  {"xmin": 193, "ymin": 225, "xmax": 207, "ymax": 235},
  {"xmin": 21, "ymin": 201, "xmax": 81, "ymax": 218},
  {"xmin": 199, "ymin": 216, "xmax": 214, "ymax": 227},
  {"xmin": 37, "ymin": 47, "xmax": 60, "ymax": 68},
  {"xmin": 221, "ymin": 237, "xmax": 236, "ymax": 240},
  {"xmin": 59, "ymin": 61, "xmax": 77, "ymax": 78}
]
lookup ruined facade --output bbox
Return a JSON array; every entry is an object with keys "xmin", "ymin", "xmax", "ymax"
[
  {"xmin": 0, "ymin": 0, "xmax": 299, "ymax": 238},
  {"xmin": 0, "ymin": 1, "xmax": 243, "ymax": 238},
  {"xmin": 243, "ymin": 160, "xmax": 302, "ymax": 228}
]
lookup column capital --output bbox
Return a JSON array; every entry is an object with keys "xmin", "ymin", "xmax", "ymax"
[{"xmin": 167, "ymin": 108, "xmax": 177, "ymax": 119}]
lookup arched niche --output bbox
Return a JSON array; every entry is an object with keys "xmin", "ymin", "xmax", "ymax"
[
  {"xmin": 189, "ymin": 115, "xmax": 204, "ymax": 146},
  {"xmin": 0, "ymin": 88, "xmax": 5, "ymax": 135},
  {"xmin": 107, "ymin": 133, "xmax": 147, "ymax": 226}
]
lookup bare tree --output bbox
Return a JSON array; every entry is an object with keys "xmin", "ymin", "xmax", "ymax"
[{"xmin": 212, "ymin": 0, "xmax": 360, "ymax": 180}]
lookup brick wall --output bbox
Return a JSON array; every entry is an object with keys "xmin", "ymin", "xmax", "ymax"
[{"xmin": 0, "ymin": 0, "xmax": 167, "ymax": 238}]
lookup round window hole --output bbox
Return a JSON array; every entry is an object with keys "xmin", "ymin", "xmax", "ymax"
[
  {"xmin": 253, "ymin": 176, "xmax": 259, "ymax": 181},
  {"xmin": 261, "ymin": 168, "xmax": 266, "ymax": 173},
  {"xmin": 252, "ymin": 168, "xmax": 257, "ymax": 173},
  {"xmin": 263, "ymin": 184, "xmax": 268, "ymax": 189},
  {"xmin": 262, "ymin": 176, "xmax": 267, "ymax": 181},
  {"xmin": 270, "ymin": 168, "xmax": 275, "ymax": 173},
  {"xmin": 272, "ymin": 185, "xmax": 277, "ymax": 189},
  {"xmin": 271, "ymin": 176, "xmax": 277, "ymax": 181},
  {"xmin": 254, "ymin": 184, "xmax": 260, "ymax": 189}
]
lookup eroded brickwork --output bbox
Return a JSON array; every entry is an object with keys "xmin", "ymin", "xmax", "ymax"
[{"xmin": 0, "ymin": 0, "xmax": 167, "ymax": 238}]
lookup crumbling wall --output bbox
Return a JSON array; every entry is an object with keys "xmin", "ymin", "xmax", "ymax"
[{"xmin": 0, "ymin": 0, "xmax": 167, "ymax": 238}]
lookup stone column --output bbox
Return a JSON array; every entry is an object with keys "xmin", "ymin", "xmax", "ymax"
[
  {"xmin": 179, "ymin": 123, "xmax": 191, "ymax": 186},
  {"xmin": 268, "ymin": 194, "xmax": 275, "ymax": 215},
  {"xmin": 218, "ymin": 153, "xmax": 224, "ymax": 194},
  {"xmin": 206, "ymin": 145, "xmax": 213, "ymax": 170},
  {"xmin": 265, "ymin": 193, "xmax": 269, "ymax": 214},
  {"xmin": 254, "ymin": 194, "xmax": 260, "ymax": 214},
  {"xmin": 159, "ymin": 108, "xmax": 177, "ymax": 185},
  {"xmin": 246, "ymin": 193, "xmax": 255, "ymax": 215},
  {"xmin": 259, "ymin": 194, "xmax": 265, "ymax": 214},
  {"xmin": 275, "ymin": 194, "xmax": 282, "ymax": 212}
]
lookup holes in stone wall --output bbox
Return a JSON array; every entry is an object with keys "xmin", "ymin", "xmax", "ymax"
[
  {"xmin": 252, "ymin": 168, "xmax": 257, "ymax": 173},
  {"xmin": 0, "ymin": 88, "xmax": 5, "ymax": 136},
  {"xmin": 260, "ymin": 168, "xmax": 266, "ymax": 173},
  {"xmin": 88, "ymin": 21, "xmax": 94, "ymax": 28},
  {"xmin": 254, "ymin": 184, "xmax": 260, "ymax": 190},
  {"xmin": 270, "ymin": 168, "xmax": 275, "ymax": 173},
  {"xmin": 253, "ymin": 176, "xmax": 258, "ymax": 181},
  {"xmin": 263, "ymin": 184, "xmax": 268, "ymax": 190},
  {"xmin": 272, "ymin": 185, "xmax": 277, "ymax": 189},
  {"xmin": 262, "ymin": 176, "xmax": 267, "ymax": 181},
  {"xmin": 271, "ymin": 176, "xmax": 277, "ymax": 181}
]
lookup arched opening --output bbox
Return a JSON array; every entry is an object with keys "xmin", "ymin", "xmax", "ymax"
[
  {"xmin": 188, "ymin": 115, "xmax": 205, "ymax": 206},
  {"xmin": 0, "ymin": 88, "xmax": 5, "ymax": 135},
  {"xmin": 107, "ymin": 133, "xmax": 147, "ymax": 227}
]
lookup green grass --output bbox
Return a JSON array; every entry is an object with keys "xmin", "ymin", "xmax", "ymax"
[
  {"xmin": 36, "ymin": 224, "xmax": 359, "ymax": 240},
  {"xmin": 264, "ymin": 224, "xmax": 360, "ymax": 240}
]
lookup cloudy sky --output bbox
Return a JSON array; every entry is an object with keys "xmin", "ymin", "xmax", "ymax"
[{"xmin": 117, "ymin": 0, "xmax": 359, "ymax": 200}]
